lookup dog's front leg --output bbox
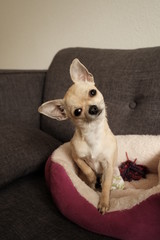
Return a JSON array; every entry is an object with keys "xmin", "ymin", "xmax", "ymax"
[
  {"xmin": 98, "ymin": 162, "xmax": 113, "ymax": 214},
  {"xmin": 73, "ymin": 156, "xmax": 97, "ymax": 188},
  {"xmin": 158, "ymin": 159, "xmax": 160, "ymax": 184}
]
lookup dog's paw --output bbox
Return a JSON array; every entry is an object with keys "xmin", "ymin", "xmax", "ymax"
[{"xmin": 97, "ymin": 197, "xmax": 110, "ymax": 214}]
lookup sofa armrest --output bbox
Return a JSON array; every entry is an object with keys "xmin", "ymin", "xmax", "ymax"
[{"xmin": 0, "ymin": 124, "xmax": 61, "ymax": 188}]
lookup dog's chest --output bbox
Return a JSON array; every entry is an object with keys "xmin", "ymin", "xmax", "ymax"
[
  {"xmin": 78, "ymin": 141, "xmax": 105, "ymax": 174},
  {"xmin": 85, "ymin": 154, "xmax": 103, "ymax": 173},
  {"xmin": 72, "ymin": 124, "xmax": 110, "ymax": 173}
]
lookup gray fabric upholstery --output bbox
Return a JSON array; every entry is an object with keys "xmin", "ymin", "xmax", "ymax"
[
  {"xmin": 0, "ymin": 124, "xmax": 61, "ymax": 188},
  {"xmin": 0, "ymin": 173, "xmax": 113, "ymax": 240},
  {"xmin": 42, "ymin": 47, "xmax": 160, "ymax": 142},
  {"xmin": 0, "ymin": 71, "xmax": 46, "ymax": 128}
]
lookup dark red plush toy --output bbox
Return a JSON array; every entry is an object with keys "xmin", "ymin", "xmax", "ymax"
[{"xmin": 119, "ymin": 152, "xmax": 149, "ymax": 182}]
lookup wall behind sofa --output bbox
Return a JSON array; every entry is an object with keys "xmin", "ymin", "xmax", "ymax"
[{"xmin": 0, "ymin": 0, "xmax": 160, "ymax": 69}]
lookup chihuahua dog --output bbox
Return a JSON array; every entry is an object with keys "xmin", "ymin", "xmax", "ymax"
[{"xmin": 38, "ymin": 59, "xmax": 117, "ymax": 214}]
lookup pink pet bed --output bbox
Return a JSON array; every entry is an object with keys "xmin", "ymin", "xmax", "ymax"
[{"xmin": 45, "ymin": 135, "xmax": 160, "ymax": 240}]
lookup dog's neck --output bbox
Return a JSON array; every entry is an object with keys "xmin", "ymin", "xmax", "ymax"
[{"xmin": 75, "ymin": 117, "xmax": 109, "ymax": 146}]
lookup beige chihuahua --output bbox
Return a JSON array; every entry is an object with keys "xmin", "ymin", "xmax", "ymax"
[{"xmin": 38, "ymin": 59, "xmax": 117, "ymax": 214}]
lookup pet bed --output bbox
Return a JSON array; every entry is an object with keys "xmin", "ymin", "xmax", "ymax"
[{"xmin": 45, "ymin": 135, "xmax": 160, "ymax": 240}]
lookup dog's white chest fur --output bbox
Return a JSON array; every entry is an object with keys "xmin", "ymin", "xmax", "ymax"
[
  {"xmin": 75, "ymin": 142, "xmax": 104, "ymax": 173},
  {"xmin": 84, "ymin": 154, "xmax": 104, "ymax": 173},
  {"xmin": 71, "ymin": 121, "xmax": 114, "ymax": 174}
]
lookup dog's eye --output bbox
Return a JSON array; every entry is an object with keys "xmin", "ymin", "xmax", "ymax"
[
  {"xmin": 89, "ymin": 89, "xmax": 97, "ymax": 97},
  {"xmin": 74, "ymin": 108, "xmax": 82, "ymax": 117}
]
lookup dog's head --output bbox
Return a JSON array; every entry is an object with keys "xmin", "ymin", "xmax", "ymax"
[{"xmin": 38, "ymin": 59, "xmax": 106, "ymax": 125}]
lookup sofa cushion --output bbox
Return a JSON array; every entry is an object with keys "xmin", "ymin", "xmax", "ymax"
[
  {"xmin": 0, "ymin": 124, "xmax": 61, "ymax": 188},
  {"xmin": 41, "ymin": 47, "xmax": 160, "ymax": 142},
  {"xmin": 0, "ymin": 172, "xmax": 112, "ymax": 240},
  {"xmin": 0, "ymin": 71, "xmax": 46, "ymax": 128}
]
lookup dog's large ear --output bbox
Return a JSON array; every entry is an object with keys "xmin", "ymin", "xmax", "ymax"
[
  {"xmin": 38, "ymin": 99, "xmax": 68, "ymax": 121},
  {"xmin": 70, "ymin": 58, "xmax": 94, "ymax": 83}
]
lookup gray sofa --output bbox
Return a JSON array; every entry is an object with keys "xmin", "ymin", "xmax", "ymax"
[{"xmin": 0, "ymin": 47, "xmax": 160, "ymax": 240}]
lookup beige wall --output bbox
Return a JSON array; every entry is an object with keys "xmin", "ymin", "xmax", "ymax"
[{"xmin": 0, "ymin": 0, "xmax": 160, "ymax": 69}]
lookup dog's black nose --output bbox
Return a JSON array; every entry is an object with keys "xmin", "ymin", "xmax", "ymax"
[{"xmin": 89, "ymin": 105, "xmax": 99, "ymax": 115}]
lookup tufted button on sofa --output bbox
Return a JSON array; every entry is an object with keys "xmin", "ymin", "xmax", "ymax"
[{"xmin": 129, "ymin": 101, "xmax": 137, "ymax": 109}]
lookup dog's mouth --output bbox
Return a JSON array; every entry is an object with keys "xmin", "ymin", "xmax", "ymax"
[{"xmin": 97, "ymin": 109, "xmax": 103, "ymax": 116}]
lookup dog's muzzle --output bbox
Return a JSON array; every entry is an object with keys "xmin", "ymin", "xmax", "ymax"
[{"xmin": 89, "ymin": 105, "xmax": 100, "ymax": 115}]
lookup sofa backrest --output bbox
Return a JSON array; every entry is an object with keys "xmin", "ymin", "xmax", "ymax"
[
  {"xmin": 42, "ymin": 47, "xmax": 160, "ymax": 142},
  {"xmin": 0, "ymin": 70, "xmax": 46, "ymax": 128}
]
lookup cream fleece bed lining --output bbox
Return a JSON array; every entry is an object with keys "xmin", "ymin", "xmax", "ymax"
[{"xmin": 51, "ymin": 135, "xmax": 160, "ymax": 212}]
